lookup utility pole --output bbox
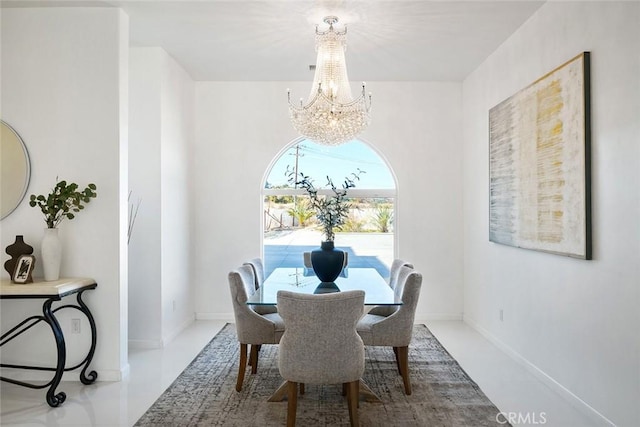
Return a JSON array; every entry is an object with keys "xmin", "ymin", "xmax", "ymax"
[
  {"xmin": 292, "ymin": 143, "xmax": 302, "ymax": 188},
  {"xmin": 289, "ymin": 143, "xmax": 304, "ymax": 226}
]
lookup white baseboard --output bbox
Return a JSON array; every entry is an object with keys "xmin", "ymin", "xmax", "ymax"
[
  {"xmin": 118, "ymin": 363, "xmax": 130, "ymax": 381},
  {"xmin": 463, "ymin": 315, "xmax": 615, "ymax": 427},
  {"xmin": 195, "ymin": 312, "xmax": 234, "ymax": 322},
  {"xmin": 162, "ymin": 315, "xmax": 196, "ymax": 347},
  {"xmin": 129, "ymin": 315, "xmax": 196, "ymax": 349},
  {"xmin": 129, "ymin": 339, "xmax": 164, "ymax": 349},
  {"xmin": 415, "ymin": 313, "xmax": 463, "ymax": 323}
]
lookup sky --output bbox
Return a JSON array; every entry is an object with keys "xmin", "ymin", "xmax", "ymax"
[{"xmin": 266, "ymin": 139, "xmax": 395, "ymax": 189}]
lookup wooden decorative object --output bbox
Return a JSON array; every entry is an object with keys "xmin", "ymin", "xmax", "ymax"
[{"xmin": 4, "ymin": 235, "xmax": 34, "ymax": 276}]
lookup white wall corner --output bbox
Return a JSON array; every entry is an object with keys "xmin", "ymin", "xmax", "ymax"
[
  {"xmin": 464, "ymin": 315, "xmax": 616, "ymax": 427},
  {"xmin": 161, "ymin": 314, "xmax": 196, "ymax": 347}
]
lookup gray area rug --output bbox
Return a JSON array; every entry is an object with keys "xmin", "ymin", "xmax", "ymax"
[{"xmin": 136, "ymin": 324, "xmax": 506, "ymax": 426}]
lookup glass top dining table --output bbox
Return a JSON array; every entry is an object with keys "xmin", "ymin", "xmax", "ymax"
[{"xmin": 246, "ymin": 267, "xmax": 402, "ymax": 306}]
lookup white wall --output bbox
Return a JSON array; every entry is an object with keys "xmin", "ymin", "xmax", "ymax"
[
  {"xmin": 128, "ymin": 47, "xmax": 162, "ymax": 346},
  {"xmin": 159, "ymin": 51, "xmax": 195, "ymax": 343},
  {"xmin": 193, "ymin": 81, "xmax": 463, "ymax": 321},
  {"xmin": 1, "ymin": 8, "xmax": 129, "ymax": 380},
  {"xmin": 128, "ymin": 47, "xmax": 195, "ymax": 348},
  {"xmin": 462, "ymin": 2, "xmax": 640, "ymax": 425}
]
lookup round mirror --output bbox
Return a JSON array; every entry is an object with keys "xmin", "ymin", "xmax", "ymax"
[{"xmin": 1, "ymin": 120, "xmax": 31, "ymax": 220}]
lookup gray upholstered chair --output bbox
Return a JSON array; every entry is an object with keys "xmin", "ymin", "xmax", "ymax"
[
  {"xmin": 243, "ymin": 257, "xmax": 265, "ymax": 289},
  {"xmin": 388, "ymin": 259, "xmax": 414, "ymax": 289},
  {"xmin": 357, "ymin": 266, "xmax": 422, "ymax": 395},
  {"xmin": 243, "ymin": 258, "xmax": 277, "ymax": 315},
  {"xmin": 277, "ymin": 290, "xmax": 365, "ymax": 427},
  {"xmin": 229, "ymin": 265, "xmax": 284, "ymax": 391},
  {"xmin": 368, "ymin": 259, "xmax": 414, "ymax": 317}
]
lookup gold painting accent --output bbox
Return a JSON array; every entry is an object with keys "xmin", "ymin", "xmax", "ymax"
[{"xmin": 489, "ymin": 52, "xmax": 591, "ymax": 259}]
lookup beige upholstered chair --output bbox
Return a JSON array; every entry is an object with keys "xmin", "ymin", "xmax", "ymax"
[
  {"xmin": 357, "ymin": 266, "xmax": 422, "ymax": 395},
  {"xmin": 277, "ymin": 290, "xmax": 365, "ymax": 427},
  {"xmin": 228, "ymin": 265, "xmax": 284, "ymax": 391},
  {"xmin": 388, "ymin": 259, "xmax": 414, "ymax": 289},
  {"xmin": 368, "ymin": 259, "xmax": 414, "ymax": 317},
  {"xmin": 243, "ymin": 258, "xmax": 277, "ymax": 315}
]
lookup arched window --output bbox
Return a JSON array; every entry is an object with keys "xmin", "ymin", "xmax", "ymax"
[{"xmin": 262, "ymin": 139, "xmax": 397, "ymax": 279}]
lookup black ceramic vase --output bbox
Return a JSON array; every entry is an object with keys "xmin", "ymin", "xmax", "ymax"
[
  {"xmin": 4, "ymin": 235, "xmax": 34, "ymax": 277},
  {"xmin": 311, "ymin": 241, "xmax": 345, "ymax": 283}
]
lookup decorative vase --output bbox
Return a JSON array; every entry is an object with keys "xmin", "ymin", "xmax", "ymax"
[
  {"xmin": 41, "ymin": 228, "xmax": 62, "ymax": 281},
  {"xmin": 4, "ymin": 235, "xmax": 34, "ymax": 277},
  {"xmin": 311, "ymin": 241, "xmax": 345, "ymax": 283},
  {"xmin": 314, "ymin": 282, "xmax": 340, "ymax": 294}
]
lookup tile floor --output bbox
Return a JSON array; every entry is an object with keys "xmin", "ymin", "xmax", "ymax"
[{"xmin": 1, "ymin": 320, "xmax": 603, "ymax": 426}]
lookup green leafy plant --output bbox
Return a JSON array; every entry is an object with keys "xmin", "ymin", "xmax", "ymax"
[
  {"xmin": 29, "ymin": 180, "xmax": 98, "ymax": 228},
  {"xmin": 287, "ymin": 167, "xmax": 364, "ymax": 242},
  {"xmin": 374, "ymin": 205, "xmax": 393, "ymax": 233},
  {"xmin": 287, "ymin": 199, "xmax": 315, "ymax": 227}
]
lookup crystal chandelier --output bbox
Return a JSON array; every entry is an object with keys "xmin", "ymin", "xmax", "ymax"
[{"xmin": 288, "ymin": 16, "xmax": 372, "ymax": 146}]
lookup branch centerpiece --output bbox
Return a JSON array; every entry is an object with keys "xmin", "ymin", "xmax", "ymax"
[
  {"xmin": 287, "ymin": 168, "xmax": 363, "ymax": 283},
  {"xmin": 287, "ymin": 168, "xmax": 363, "ymax": 242}
]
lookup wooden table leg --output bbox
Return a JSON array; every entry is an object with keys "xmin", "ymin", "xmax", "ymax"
[
  {"xmin": 267, "ymin": 380, "xmax": 290, "ymax": 402},
  {"xmin": 358, "ymin": 379, "xmax": 382, "ymax": 403},
  {"xmin": 267, "ymin": 379, "xmax": 382, "ymax": 403}
]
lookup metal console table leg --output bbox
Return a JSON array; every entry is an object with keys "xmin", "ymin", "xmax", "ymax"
[
  {"xmin": 0, "ymin": 279, "xmax": 98, "ymax": 407},
  {"xmin": 74, "ymin": 289, "xmax": 98, "ymax": 384},
  {"xmin": 43, "ymin": 297, "xmax": 67, "ymax": 406}
]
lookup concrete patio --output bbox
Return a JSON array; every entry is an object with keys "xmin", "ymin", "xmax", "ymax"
[{"xmin": 263, "ymin": 228, "xmax": 394, "ymax": 278}]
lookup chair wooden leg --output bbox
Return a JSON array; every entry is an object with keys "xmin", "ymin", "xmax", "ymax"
[
  {"xmin": 236, "ymin": 343, "xmax": 247, "ymax": 392},
  {"xmin": 299, "ymin": 383, "xmax": 305, "ymax": 395},
  {"xmin": 287, "ymin": 381, "xmax": 298, "ymax": 427},
  {"xmin": 250, "ymin": 344, "xmax": 259, "ymax": 374},
  {"xmin": 393, "ymin": 346, "xmax": 401, "ymax": 374},
  {"xmin": 397, "ymin": 346, "xmax": 411, "ymax": 395},
  {"xmin": 347, "ymin": 380, "xmax": 359, "ymax": 426},
  {"xmin": 342, "ymin": 383, "xmax": 347, "ymax": 396}
]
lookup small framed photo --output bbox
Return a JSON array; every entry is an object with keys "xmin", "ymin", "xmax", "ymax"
[{"xmin": 12, "ymin": 255, "xmax": 35, "ymax": 284}]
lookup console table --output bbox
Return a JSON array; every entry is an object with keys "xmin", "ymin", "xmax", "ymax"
[{"xmin": 0, "ymin": 277, "xmax": 98, "ymax": 407}]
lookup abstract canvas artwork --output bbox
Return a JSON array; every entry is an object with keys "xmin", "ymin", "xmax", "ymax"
[{"xmin": 489, "ymin": 52, "xmax": 591, "ymax": 259}]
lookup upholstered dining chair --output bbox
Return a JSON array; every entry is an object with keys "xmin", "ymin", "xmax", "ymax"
[
  {"xmin": 368, "ymin": 259, "xmax": 414, "ymax": 317},
  {"xmin": 228, "ymin": 265, "xmax": 284, "ymax": 391},
  {"xmin": 388, "ymin": 259, "xmax": 414, "ymax": 289},
  {"xmin": 243, "ymin": 257, "xmax": 265, "ymax": 289},
  {"xmin": 277, "ymin": 290, "xmax": 365, "ymax": 427},
  {"xmin": 243, "ymin": 258, "xmax": 277, "ymax": 315},
  {"xmin": 356, "ymin": 265, "xmax": 422, "ymax": 395}
]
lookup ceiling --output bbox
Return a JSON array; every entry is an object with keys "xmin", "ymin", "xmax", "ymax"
[{"xmin": 3, "ymin": 1, "xmax": 545, "ymax": 81}]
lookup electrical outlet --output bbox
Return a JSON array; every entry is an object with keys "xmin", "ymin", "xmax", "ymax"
[
  {"xmin": 72, "ymin": 318, "xmax": 81, "ymax": 334},
  {"xmin": 499, "ymin": 309, "xmax": 504, "ymax": 322}
]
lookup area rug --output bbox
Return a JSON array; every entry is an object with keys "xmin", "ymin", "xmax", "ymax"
[{"xmin": 135, "ymin": 324, "xmax": 506, "ymax": 426}]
